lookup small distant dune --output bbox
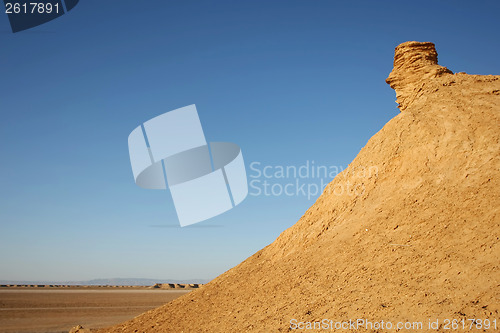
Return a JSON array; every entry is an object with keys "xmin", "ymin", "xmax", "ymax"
[{"xmin": 151, "ymin": 283, "xmax": 202, "ymax": 289}]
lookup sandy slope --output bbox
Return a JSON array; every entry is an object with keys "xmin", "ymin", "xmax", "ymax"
[{"xmin": 96, "ymin": 42, "xmax": 500, "ymax": 333}]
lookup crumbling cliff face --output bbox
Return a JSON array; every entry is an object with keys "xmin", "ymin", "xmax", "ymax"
[{"xmin": 97, "ymin": 42, "xmax": 500, "ymax": 333}]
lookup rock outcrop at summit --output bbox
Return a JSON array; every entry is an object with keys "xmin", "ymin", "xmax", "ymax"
[
  {"xmin": 386, "ymin": 41, "xmax": 453, "ymax": 111},
  {"xmin": 97, "ymin": 42, "xmax": 500, "ymax": 333}
]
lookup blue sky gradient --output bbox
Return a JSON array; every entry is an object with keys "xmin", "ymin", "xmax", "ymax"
[{"xmin": 1, "ymin": 0, "xmax": 499, "ymax": 281}]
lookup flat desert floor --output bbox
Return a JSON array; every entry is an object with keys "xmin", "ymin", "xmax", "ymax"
[{"xmin": 0, "ymin": 288, "xmax": 189, "ymax": 333}]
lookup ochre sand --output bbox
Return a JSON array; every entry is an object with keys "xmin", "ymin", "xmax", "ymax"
[{"xmin": 0, "ymin": 287, "xmax": 188, "ymax": 333}]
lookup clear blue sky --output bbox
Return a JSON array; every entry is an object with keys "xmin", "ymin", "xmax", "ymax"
[{"xmin": 1, "ymin": 0, "xmax": 499, "ymax": 282}]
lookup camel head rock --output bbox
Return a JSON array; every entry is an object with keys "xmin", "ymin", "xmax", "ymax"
[{"xmin": 386, "ymin": 41, "xmax": 453, "ymax": 111}]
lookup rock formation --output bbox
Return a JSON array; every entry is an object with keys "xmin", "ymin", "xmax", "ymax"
[
  {"xmin": 96, "ymin": 42, "xmax": 500, "ymax": 333},
  {"xmin": 151, "ymin": 283, "xmax": 201, "ymax": 289},
  {"xmin": 386, "ymin": 41, "xmax": 453, "ymax": 111},
  {"xmin": 70, "ymin": 325, "xmax": 92, "ymax": 333}
]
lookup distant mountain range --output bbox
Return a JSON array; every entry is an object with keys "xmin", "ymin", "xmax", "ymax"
[{"xmin": 0, "ymin": 278, "xmax": 210, "ymax": 286}]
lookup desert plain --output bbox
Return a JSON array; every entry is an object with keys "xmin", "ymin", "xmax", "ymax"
[{"xmin": 0, "ymin": 285, "xmax": 190, "ymax": 333}]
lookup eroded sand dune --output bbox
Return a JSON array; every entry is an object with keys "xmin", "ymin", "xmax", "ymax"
[{"xmin": 96, "ymin": 42, "xmax": 500, "ymax": 333}]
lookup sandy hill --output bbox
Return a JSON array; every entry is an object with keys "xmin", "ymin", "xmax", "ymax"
[{"xmin": 96, "ymin": 42, "xmax": 499, "ymax": 332}]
